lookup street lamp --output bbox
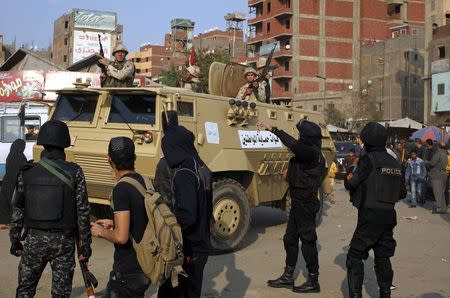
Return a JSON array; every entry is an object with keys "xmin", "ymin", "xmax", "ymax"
[{"xmin": 316, "ymin": 75, "xmax": 326, "ymax": 112}]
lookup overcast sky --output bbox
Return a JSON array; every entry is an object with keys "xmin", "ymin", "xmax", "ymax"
[{"xmin": 0, "ymin": 0, "xmax": 248, "ymax": 52}]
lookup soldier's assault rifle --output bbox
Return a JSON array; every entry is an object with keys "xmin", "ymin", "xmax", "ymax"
[
  {"xmin": 76, "ymin": 239, "xmax": 98, "ymax": 298},
  {"xmin": 247, "ymin": 44, "xmax": 278, "ymax": 90},
  {"xmin": 97, "ymin": 34, "xmax": 107, "ymax": 87}
]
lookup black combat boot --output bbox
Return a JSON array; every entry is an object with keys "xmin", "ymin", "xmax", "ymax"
[
  {"xmin": 292, "ymin": 273, "xmax": 320, "ymax": 293},
  {"xmin": 347, "ymin": 268, "xmax": 364, "ymax": 298},
  {"xmin": 267, "ymin": 265, "xmax": 295, "ymax": 288},
  {"xmin": 379, "ymin": 284, "xmax": 391, "ymax": 298}
]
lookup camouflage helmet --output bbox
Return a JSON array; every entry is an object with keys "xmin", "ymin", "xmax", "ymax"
[
  {"xmin": 112, "ymin": 44, "xmax": 129, "ymax": 55},
  {"xmin": 37, "ymin": 120, "xmax": 71, "ymax": 149},
  {"xmin": 244, "ymin": 67, "xmax": 257, "ymax": 76}
]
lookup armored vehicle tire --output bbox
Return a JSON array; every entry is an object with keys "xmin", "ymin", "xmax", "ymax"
[
  {"xmin": 284, "ymin": 188, "xmax": 324, "ymax": 227},
  {"xmin": 210, "ymin": 179, "xmax": 251, "ymax": 252}
]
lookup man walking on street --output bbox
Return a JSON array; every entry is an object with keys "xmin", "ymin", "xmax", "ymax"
[
  {"xmin": 90, "ymin": 137, "xmax": 151, "ymax": 297},
  {"xmin": 158, "ymin": 111, "xmax": 213, "ymax": 298},
  {"xmin": 97, "ymin": 44, "xmax": 135, "ymax": 87},
  {"xmin": 405, "ymin": 149, "xmax": 427, "ymax": 207},
  {"xmin": 345, "ymin": 122, "xmax": 406, "ymax": 298},
  {"xmin": 9, "ymin": 120, "xmax": 92, "ymax": 298},
  {"xmin": 263, "ymin": 120, "xmax": 326, "ymax": 294},
  {"xmin": 425, "ymin": 142, "xmax": 448, "ymax": 214}
]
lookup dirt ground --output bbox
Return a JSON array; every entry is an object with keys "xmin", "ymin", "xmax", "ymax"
[{"xmin": 0, "ymin": 181, "xmax": 449, "ymax": 297}]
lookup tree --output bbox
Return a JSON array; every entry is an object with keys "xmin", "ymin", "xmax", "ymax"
[
  {"xmin": 159, "ymin": 49, "xmax": 231, "ymax": 93},
  {"xmin": 324, "ymin": 105, "xmax": 346, "ymax": 126}
]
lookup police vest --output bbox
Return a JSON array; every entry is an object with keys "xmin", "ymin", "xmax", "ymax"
[
  {"xmin": 363, "ymin": 151, "xmax": 402, "ymax": 210},
  {"xmin": 22, "ymin": 160, "xmax": 77, "ymax": 231},
  {"xmin": 104, "ymin": 60, "xmax": 135, "ymax": 87},
  {"xmin": 288, "ymin": 151, "xmax": 327, "ymax": 195}
]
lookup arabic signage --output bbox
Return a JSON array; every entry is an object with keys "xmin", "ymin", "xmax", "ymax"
[
  {"xmin": 0, "ymin": 71, "xmax": 44, "ymax": 102},
  {"xmin": 73, "ymin": 31, "xmax": 111, "ymax": 63},
  {"xmin": 260, "ymin": 41, "xmax": 280, "ymax": 56},
  {"xmin": 431, "ymin": 59, "xmax": 449, "ymax": 74},
  {"xmin": 238, "ymin": 130, "xmax": 282, "ymax": 149},
  {"xmin": 74, "ymin": 9, "xmax": 117, "ymax": 31},
  {"xmin": 0, "ymin": 71, "xmax": 101, "ymax": 102}
]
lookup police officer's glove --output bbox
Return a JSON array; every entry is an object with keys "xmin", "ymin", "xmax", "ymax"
[
  {"xmin": 10, "ymin": 241, "xmax": 23, "ymax": 257},
  {"xmin": 80, "ymin": 245, "xmax": 92, "ymax": 261}
]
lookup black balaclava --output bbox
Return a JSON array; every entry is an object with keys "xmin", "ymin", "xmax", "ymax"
[
  {"xmin": 161, "ymin": 111, "xmax": 199, "ymax": 168},
  {"xmin": 296, "ymin": 119, "xmax": 323, "ymax": 148},
  {"xmin": 360, "ymin": 122, "xmax": 388, "ymax": 152}
]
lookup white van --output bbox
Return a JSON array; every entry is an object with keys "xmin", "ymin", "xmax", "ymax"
[{"xmin": 0, "ymin": 102, "xmax": 48, "ymax": 182}]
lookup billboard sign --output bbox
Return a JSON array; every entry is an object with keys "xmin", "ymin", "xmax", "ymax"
[
  {"xmin": 73, "ymin": 31, "xmax": 111, "ymax": 63},
  {"xmin": 259, "ymin": 41, "xmax": 281, "ymax": 56},
  {"xmin": 74, "ymin": 9, "xmax": 117, "ymax": 31},
  {"xmin": 0, "ymin": 71, "xmax": 45, "ymax": 102}
]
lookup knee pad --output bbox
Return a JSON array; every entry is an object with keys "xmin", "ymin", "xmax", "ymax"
[{"xmin": 346, "ymin": 255, "xmax": 363, "ymax": 272}]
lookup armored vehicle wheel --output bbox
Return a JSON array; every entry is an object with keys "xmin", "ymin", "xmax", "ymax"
[
  {"xmin": 211, "ymin": 179, "xmax": 251, "ymax": 251},
  {"xmin": 283, "ymin": 188, "xmax": 324, "ymax": 227}
]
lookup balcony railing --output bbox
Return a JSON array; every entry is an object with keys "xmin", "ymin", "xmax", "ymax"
[{"xmin": 249, "ymin": 0, "xmax": 264, "ymax": 7}]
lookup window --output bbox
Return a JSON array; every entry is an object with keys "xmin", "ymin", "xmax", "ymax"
[
  {"xmin": 267, "ymin": 2, "xmax": 271, "ymax": 13},
  {"xmin": 108, "ymin": 94, "xmax": 156, "ymax": 125},
  {"xmin": 1, "ymin": 117, "xmax": 21, "ymax": 143},
  {"xmin": 63, "ymin": 55, "xmax": 67, "ymax": 62},
  {"xmin": 285, "ymin": 19, "xmax": 290, "ymax": 29},
  {"xmin": 439, "ymin": 46, "xmax": 446, "ymax": 59},
  {"xmin": 64, "ymin": 38, "xmax": 68, "ymax": 46},
  {"xmin": 284, "ymin": 82, "xmax": 289, "ymax": 91},
  {"xmin": 52, "ymin": 94, "xmax": 99, "ymax": 122},
  {"xmin": 284, "ymin": 61, "xmax": 289, "ymax": 71},
  {"xmin": 438, "ymin": 83, "xmax": 445, "ymax": 95},
  {"xmin": 177, "ymin": 101, "xmax": 194, "ymax": 117},
  {"xmin": 267, "ymin": 22, "xmax": 271, "ymax": 33},
  {"xmin": 24, "ymin": 117, "xmax": 41, "ymax": 141},
  {"xmin": 313, "ymin": 105, "xmax": 318, "ymax": 111},
  {"xmin": 64, "ymin": 21, "xmax": 68, "ymax": 29}
]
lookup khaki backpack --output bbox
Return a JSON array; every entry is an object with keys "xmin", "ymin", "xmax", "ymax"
[{"xmin": 117, "ymin": 176, "xmax": 186, "ymax": 287}]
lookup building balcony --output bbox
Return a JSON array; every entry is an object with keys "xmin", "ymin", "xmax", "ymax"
[
  {"xmin": 273, "ymin": 48, "xmax": 293, "ymax": 59},
  {"xmin": 272, "ymin": 7, "xmax": 293, "ymax": 19},
  {"xmin": 248, "ymin": 0, "xmax": 264, "ymax": 7},
  {"xmin": 272, "ymin": 28, "xmax": 294, "ymax": 39},
  {"xmin": 248, "ymin": 14, "xmax": 264, "ymax": 26},
  {"xmin": 273, "ymin": 74, "xmax": 293, "ymax": 80},
  {"xmin": 247, "ymin": 34, "xmax": 267, "ymax": 45}
]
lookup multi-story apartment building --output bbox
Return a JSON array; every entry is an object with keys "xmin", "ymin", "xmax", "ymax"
[
  {"xmin": 129, "ymin": 44, "xmax": 185, "ymax": 78},
  {"xmin": 192, "ymin": 29, "xmax": 246, "ymax": 57},
  {"xmin": 52, "ymin": 9, "xmax": 122, "ymax": 68},
  {"xmin": 247, "ymin": 0, "xmax": 424, "ymax": 118}
]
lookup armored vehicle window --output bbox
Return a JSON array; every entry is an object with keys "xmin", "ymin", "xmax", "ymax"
[
  {"xmin": 108, "ymin": 94, "xmax": 156, "ymax": 125},
  {"xmin": 177, "ymin": 101, "xmax": 194, "ymax": 117},
  {"xmin": 53, "ymin": 94, "xmax": 98, "ymax": 122}
]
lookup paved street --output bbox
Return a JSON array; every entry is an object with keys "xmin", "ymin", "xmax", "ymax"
[{"xmin": 1, "ymin": 181, "xmax": 449, "ymax": 297}]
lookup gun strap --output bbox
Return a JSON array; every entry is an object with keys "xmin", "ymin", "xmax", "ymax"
[{"xmin": 38, "ymin": 159, "xmax": 75, "ymax": 191}]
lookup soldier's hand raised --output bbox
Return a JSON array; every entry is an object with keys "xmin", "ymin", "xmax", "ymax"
[{"xmin": 259, "ymin": 123, "xmax": 273, "ymax": 132}]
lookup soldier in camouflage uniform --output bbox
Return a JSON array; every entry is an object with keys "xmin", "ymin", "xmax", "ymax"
[
  {"xmin": 98, "ymin": 44, "xmax": 135, "ymax": 87},
  {"xmin": 9, "ymin": 120, "xmax": 92, "ymax": 298}
]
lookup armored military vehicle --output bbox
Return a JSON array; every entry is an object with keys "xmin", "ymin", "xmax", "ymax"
[{"xmin": 34, "ymin": 63, "xmax": 335, "ymax": 251}]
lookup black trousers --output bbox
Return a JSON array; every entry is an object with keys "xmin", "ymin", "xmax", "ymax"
[
  {"xmin": 102, "ymin": 271, "xmax": 150, "ymax": 298},
  {"xmin": 347, "ymin": 208, "xmax": 397, "ymax": 294},
  {"xmin": 158, "ymin": 255, "xmax": 208, "ymax": 298},
  {"xmin": 283, "ymin": 198, "xmax": 320, "ymax": 274}
]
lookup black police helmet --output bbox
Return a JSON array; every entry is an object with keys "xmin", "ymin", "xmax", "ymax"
[
  {"xmin": 296, "ymin": 119, "xmax": 322, "ymax": 139},
  {"xmin": 360, "ymin": 122, "xmax": 387, "ymax": 147},
  {"xmin": 37, "ymin": 120, "xmax": 71, "ymax": 148}
]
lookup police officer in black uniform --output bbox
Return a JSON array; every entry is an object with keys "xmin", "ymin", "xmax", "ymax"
[
  {"xmin": 262, "ymin": 120, "xmax": 326, "ymax": 294},
  {"xmin": 9, "ymin": 120, "xmax": 92, "ymax": 298},
  {"xmin": 344, "ymin": 122, "xmax": 406, "ymax": 298}
]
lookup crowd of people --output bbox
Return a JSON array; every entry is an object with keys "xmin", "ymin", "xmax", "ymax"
[{"xmin": 343, "ymin": 137, "xmax": 450, "ymax": 214}]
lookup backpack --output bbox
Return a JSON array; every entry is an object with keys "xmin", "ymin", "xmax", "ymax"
[{"xmin": 117, "ymin": 175, "xmax": 186, "ymax": 287}]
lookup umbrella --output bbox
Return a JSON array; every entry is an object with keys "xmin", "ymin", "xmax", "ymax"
[{"xmin": 410, "ymin": 126, "xmax": 448, "ymax": 142}]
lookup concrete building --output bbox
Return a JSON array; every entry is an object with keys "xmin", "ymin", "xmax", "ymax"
[
  {"xmin": 0, "ymin": 35, "xmax": 15, "ymax": 65},
  {"xmin": 247, "ymin": 0, "xmax": 425, "ymax": 118},
  {"xmin": 52, "ymin": 9, "xmax": 123, "ymax": 68},
  {"xmin": 428, "ymin": 23, "xmax": 450, "ymax": 125},
  {"xmin": 424, "ymin": 0, "xmax": 450, "ymax": 124},
  {"xmin": 193, "ymin": 29, "xmax": 246, "ymax": 57},
  {"xmin": 129, "ymin": 44, "xmax": 185, "ymax": 78}
]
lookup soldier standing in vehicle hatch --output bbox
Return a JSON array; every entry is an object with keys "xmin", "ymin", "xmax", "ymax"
[
  {"xmin": 9, "ymin": 120, "xmax": 92, "ymax": 298},
  {"xmin": 97, "ymin": 43, "xmax": 135, "ymax": 87}
]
